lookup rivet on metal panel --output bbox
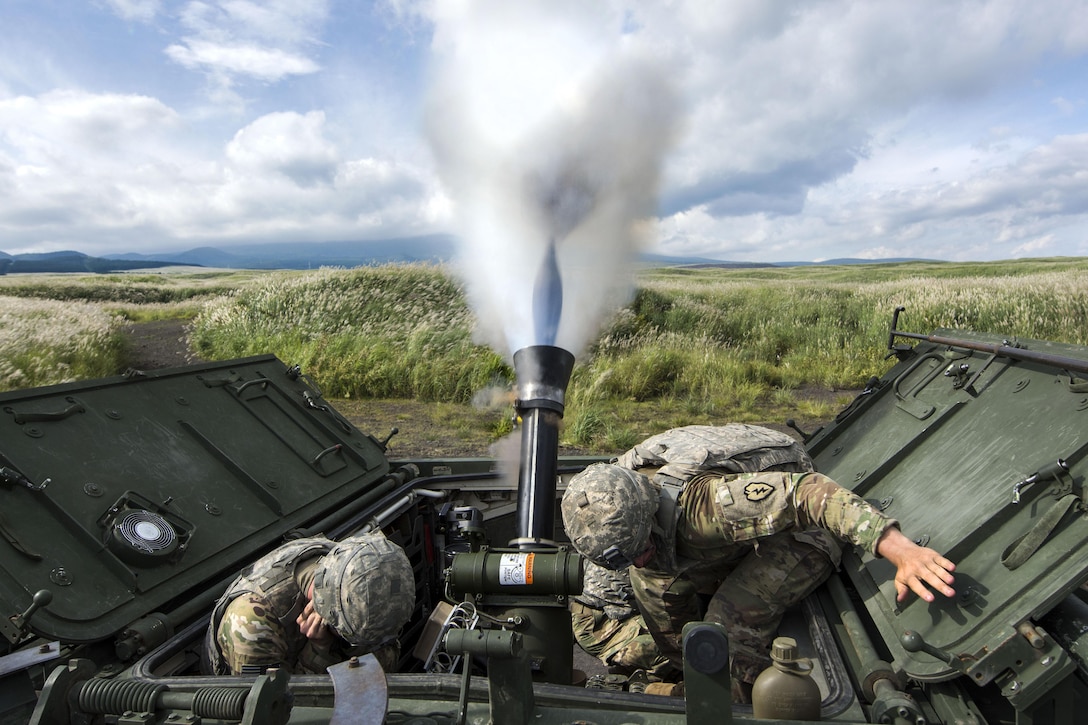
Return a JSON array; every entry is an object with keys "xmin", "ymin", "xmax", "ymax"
[
  {"xmin": 106, "ymin": 410, "xmax": 122, "ymax": 420},
  {"xmin": 833, "ymin": 445, "xmax": 844, "ymax": 456},
  {"xmin": 50, "ymin": 567, "xmax": 73, "ymax": 586},
  {"xmin": 1013, "ymin": 379, "xmax": 1030, "ymax": 393},
  {"xmin": 83, "ymin": 482, "xmax": 103, "ymax": 497},
  {"xmin": 853, "ymin": 470, "xmax": 866, "ymax": 482},
  {"xmin": 174, "ymin": 397, "xmax": 189, "ymax": 406}
]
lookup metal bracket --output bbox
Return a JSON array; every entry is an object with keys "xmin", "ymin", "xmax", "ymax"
[
  {"xmin": 965, "ymin": 624, "xmax": 1075, "ymax": 710},
  {"xmin": 327, "ymin": 655, "xmax": 387, "ymax": 725}
]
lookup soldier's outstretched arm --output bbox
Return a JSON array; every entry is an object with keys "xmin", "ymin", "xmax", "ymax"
[
  {"xmin": 792, "ymin": 472, "xmax": 956, "ymax": 602},
  {"xmin": 875, "ymin": 526, "xmax": 956, "ymax": 602}
]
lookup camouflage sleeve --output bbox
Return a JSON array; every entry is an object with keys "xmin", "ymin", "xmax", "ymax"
[
  {"xmin": 792, "ymin": 472, "xmax": 898, "ymax": 555},
  {"xmin": 216, "ymin": 593, "xmax": 290, "ymax": 674}
]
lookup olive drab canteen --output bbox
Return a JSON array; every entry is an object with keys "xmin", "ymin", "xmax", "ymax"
[
  {"xmin": 561, "ymin": 463, "xmax": 658, "ymax": 569},
  {"xmin": 311, "ymin": 532, "xmax": 415, "ymax": 649}
]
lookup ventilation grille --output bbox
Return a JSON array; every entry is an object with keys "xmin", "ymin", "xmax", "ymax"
[
  {"xmin": 107, "ymin": 510, "xmax": 181, "ymax": 564},
  {"xmin": 117, "ymin": 511, "xmax": 176, "ymax": 552}
]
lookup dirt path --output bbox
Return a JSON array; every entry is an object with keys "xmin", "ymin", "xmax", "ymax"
[{"xmin": 121, "ymin": 319, "xmax": 204, "ymax": 370}]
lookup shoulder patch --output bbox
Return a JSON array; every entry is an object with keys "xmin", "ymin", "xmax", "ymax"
[{"xmin": 744, "ymin": 480, "xmax": 775, "ymax": 502}]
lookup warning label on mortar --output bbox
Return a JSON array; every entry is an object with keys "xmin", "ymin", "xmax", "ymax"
[{"xmin": 498, "ymin": 552, "xmax": 535, "ymax": 586}]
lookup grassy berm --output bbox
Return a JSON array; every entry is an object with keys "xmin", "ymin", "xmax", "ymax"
[{"xmin": 123, "ymin": 319, "xmax": 851, "ymax": 459}]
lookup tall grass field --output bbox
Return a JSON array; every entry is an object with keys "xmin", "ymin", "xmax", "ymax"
[{"xmin": 3, "ymin": 258, "xmax": 1087, "ymax": 449}]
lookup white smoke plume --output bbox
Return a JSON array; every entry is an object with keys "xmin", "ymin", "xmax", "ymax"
[{"xmin": 424, "ymin": 1, "xmax": 683, "ymax": 359}]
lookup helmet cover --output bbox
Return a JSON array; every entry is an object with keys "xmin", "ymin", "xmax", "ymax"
[
  {"xmin": 311, "ymin": 532, "xmax": 415, "ymax": 649},
  {"xmin": 561, "ymin": 463, "xmax": 658, "ymax": 568}
]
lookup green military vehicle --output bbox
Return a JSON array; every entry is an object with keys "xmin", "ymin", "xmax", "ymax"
[{"xmin": 2, "ymin": 309, "xmax": 1087, "ymax": 724}]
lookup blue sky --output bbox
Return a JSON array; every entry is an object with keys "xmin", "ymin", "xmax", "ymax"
[{"xmin": 2, "ymin": 0, "xmax": 1087, "ymax": 264}]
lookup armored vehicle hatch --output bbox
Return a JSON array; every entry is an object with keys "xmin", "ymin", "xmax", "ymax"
[
  {"xmin": 806, "ymin": 320, "xmax": 1088, "ymax": 719},
  {"xmin": 0, "ymin": 356, "xmax": 394, "ymax": 647}
]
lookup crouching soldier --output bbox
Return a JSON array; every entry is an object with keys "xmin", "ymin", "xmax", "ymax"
[
  {"xmin": 561, "ymin": 424, "xmax": 956, "ymax": 702},
  {"xmin": 204, "ymin": 531, "xmax": 415, "ymax": 675}
]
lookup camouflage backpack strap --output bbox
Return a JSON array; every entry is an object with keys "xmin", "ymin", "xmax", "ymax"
[
  {"xmin": 241, "ymin": 537, "xmax": 333, "ymax": 617},
  {"xmin": 651, "ymin": 481, "xmax": 681, "ymax": 571},
  {"xmin": 202, "ymin": 537, "xmax": 333, "ymax": 674}
]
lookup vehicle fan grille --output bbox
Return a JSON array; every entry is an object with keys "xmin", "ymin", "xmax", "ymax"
[
  {"xmin": 117, "ymin": 511, "xmax": 175, "ymax": 551},
  {"xmin": 115, "ymin": 511, "xmax": 177, "ymax": 554}
]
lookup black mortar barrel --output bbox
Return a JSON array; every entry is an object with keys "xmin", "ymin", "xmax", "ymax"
[{"xmin": 511, "ymin": 345, "xmax": 575, "ymax": 550}]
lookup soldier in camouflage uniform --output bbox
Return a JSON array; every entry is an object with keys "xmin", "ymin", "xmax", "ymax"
[
  {"xmin": 571, "ymin": 560, "xmax": 671, "ymax": 677},
  {"xmin": 561, "ymin": 424, "xmax": 956, "ymax": 700},
  {"xmin": 204, "ymin": 531, "xmax": 415, "ymax": 676}
]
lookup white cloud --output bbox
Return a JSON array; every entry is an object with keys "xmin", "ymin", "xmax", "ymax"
[
  {"xmin": 165, "ymin": 41, "xmax": 320, "ymax": 82},
  {"xmin": 226, "ymin": 111, "xmax": 338, "ymax": 185},
  {"xmin": 0, "ymin": 89, "xmax": 442, "ymax": 254},
  {"xmin": 103, "ymin": 0, "xmax": 161, "ymax": 23},
  {"xmin": 166, "ymin": 0, "xmax": 329, "ymax": 89},
  {"xmin": 644, "ymin": 0, "xmax": 1086, "ymax": 213},
  {"xmin": 1052, "ymin": 96, "xmax": 1078, "ymax": 115},
  {"xmin": 0, "ymin": 89, "xmax": 180, "ymax": 156},
  {"xmin": 656, "ymin": 128, "xmax": 1088, "ymax": 263},
  {"xmin": 1011, "ymin": 235, "xmax": 1055, "ymax": 256}
]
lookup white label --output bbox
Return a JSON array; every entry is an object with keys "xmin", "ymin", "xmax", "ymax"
[{"xmin": 497, "ymin": 553, "xmax": 535, "ymax": 586}]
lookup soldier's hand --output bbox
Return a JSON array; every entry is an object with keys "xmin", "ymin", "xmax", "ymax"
[
  {"xmin": 298, "ymin": 584, "xmax": 334, "ymax": 644},
  {"xmin": 876, "ymin": 527, "xmax": 956, "ymax": 603}
]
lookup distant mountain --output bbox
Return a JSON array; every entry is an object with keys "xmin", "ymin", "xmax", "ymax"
[
  {"xmin": 107, "ymin": 236, "xmax": 458, "ymax": 270},
  {"xmin": 0, "ymin": 250, "xmax": 187, "ymax": 274},
  {"xmin": 639, "ymin": 254, "xmax": 939, "ymax": 269},
  {"xmin": 1, "ymin": 239, "xmax": 941, "ymax": 275},
  {"xmin": 639, "ymin": 253, "xmax": 776, "ymax": 269},
  {"xmin": 778, "ymin": 257, "xmax": 943, "ymax": 266}
]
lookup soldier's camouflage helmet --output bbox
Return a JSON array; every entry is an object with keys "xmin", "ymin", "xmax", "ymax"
[
  {"xmin": 562, "ymin": 463, "xmax": 659, "ymax": 570},
  {"xmin": 311, "ymin": 532, "xmax": 415, "ymax": 649}
]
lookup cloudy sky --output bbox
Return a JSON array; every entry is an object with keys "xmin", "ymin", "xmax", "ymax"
[{"xmin": 2, "ymin": 0, "xmax": 1087, "ymax": 264}]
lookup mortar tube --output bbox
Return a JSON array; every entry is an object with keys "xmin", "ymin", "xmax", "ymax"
[{"xmin": 510, "ymin": 345, "xmax": 575, "ymax": 550}]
